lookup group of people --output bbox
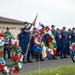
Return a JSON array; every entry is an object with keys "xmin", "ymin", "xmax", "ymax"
[{"xmin": 3, "ymin": 22, "xmax": 75, "ymax": 64}]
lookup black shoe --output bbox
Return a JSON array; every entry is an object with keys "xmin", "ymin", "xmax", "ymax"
[
  {"xmin": 64, "ymin": 56, "xmax": 68, "ymax": 58},
  {"xmin": 27, "ymin": 60, "xmax": 33, "ymax": 63},
  {"xmin": 4, "ymin": 57, "xmax": 6, "ymax": 59},
  {"xmin": 52, "ymin": 57, "xmax": 57, "ymax": 59},
  {"xmin": 36, "ymin": 59, "xmax": 40, "ymax": 61},
  {"xmin": 23, "ymin": 60, "xmax": 27, "ymax": 63},
  {"xmin": 40, "ymin": 59, "xmax": 45, "ymax": 61},
  {"xmin": 8, "ymin": 57, "xmax": 11, "ymax": 59},
  {"xmin": 48, "ymin": 58, "xmax": 50, "ymax": 60},
  {"xmin": 60, "ymin": 57, "xmax": 64, "ymax": 59}
]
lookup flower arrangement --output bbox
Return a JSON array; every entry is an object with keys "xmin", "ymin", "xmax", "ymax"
[
  {"xmin": 0, "ymin": 33, "xmax": 23, "ymax": 75},
  {"xmin": 70, "ymin": 43, "xmax": 75, "ymax": 63},
  {"xmin": 33, "ymin": 24, "xmax": 57, "ymax": 59}
]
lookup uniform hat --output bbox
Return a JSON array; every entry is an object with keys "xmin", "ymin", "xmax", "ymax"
[
  {"xmin": 68, "ymin": 28, "xmax": 71, "ymax": 31},
  {"xmin": 6, "ymin": 27, "xmax": 9, "ymax": 30},
  {"xmin": 72, "ymin": 27, "xmax": 75, "ymax": 30},
  {"xmin": 51, "ymin": 25, "xmax": 55, "ymax": 27},
  {"xmin": 24, "ymin": 21, "xmax": 31, "ymax": 24},
  {"xmin": 56, "ymin": 28, "xmax": 59, "ymax": 30},
  {"xmin": 63, "ymin": 27, "xmax": 66, "ymax": 29}
]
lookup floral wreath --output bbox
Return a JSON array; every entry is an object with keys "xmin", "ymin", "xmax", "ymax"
[
  {"xmin": 33, "ymin": 24, "xmax": 57, "ymax": 59},
  {"xmin": 70, "ymin": 42, "xmax": 75, "ymax": 63},
  {"xmin": 0, "ymin": 33, "xmax": 23, "ymax": 75}
]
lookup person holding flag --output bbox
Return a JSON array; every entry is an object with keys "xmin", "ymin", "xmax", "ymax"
[{"xmin": 19, "ymin": 14, "xmax": 38, "ymax": 63}]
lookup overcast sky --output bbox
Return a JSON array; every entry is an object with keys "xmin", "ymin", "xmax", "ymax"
[{"xmin": 0, "ymin": 0, "xmax": 75, "ymax": 30}]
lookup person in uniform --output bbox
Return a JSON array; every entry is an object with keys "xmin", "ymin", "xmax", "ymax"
[
  {"xmin": 3, "ymin": 27, "xmax": 11, "ymax": 59},
  {"xmin": 71, "ymin": 28, "xmax": 75, "ymax": 43},
  {"xmin": 67, "ymin": 29, "xmax": 72, "ymax": 55},
  {"xmin": 51, "ymin": 25, "xmax": 57, "ymax": 59},
  {"xmin": 56, "ymin": 28, "xmax": 61, "ymax": 56},
  {"xmin": 60, "ymin": 27, "xmax": 68, "ymax": 58},
  {"xmin": 51, "ymin": 25, "xmax": 56, "ymax": 40},
  {"xmin": 17, "ymin": 28, "xmax": 24, "ymax": 48},
  {"xmin": 21, "ymin": 22, "xmax": 33, "ymax": 63}
]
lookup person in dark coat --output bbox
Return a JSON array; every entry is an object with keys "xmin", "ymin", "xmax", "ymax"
[
  {"xmin": 4, "ymin": 27, "xmax": 11, "ymax": 59},
  {"xmin": 19, "ymin": 22, "xmax": 33, "ymax": 63}
]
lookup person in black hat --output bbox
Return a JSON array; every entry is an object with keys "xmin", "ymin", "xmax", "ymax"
[
  {"xmin": 60, "ymin": 26, "xmax": 68, "ymax": 59},
  {"xmin": 4, "ymin": 27, "xmax": 11, "ymax": 59},
  {"xmin": 56, "ymin": 28, "xmax": 61, "ymax": 56},
  {"xmin": 71, "ymin": 27, "xmax": 75, "ymax": 43},
  {"xmin": 17, "ymin": 28, "xmax": 24, "ymax": 47},
  {"xmin": 51, "ymin": 25, "xmax": 56, "ymax": 40},
  {"xmin": 21, "ymin": 21, "xmax": 33, "ymax": 63},
  {"xmin": 51, "ymin": 25, "xmax": 57, "ymax": 59},
  {"xmin": 67, "ymin": 28, "xmax": 72, "ymax": 55}
]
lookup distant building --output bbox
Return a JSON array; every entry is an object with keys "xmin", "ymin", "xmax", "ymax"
[{"xmin": 0, "ymin": 16, "xmax": 24, "ymax": 37}]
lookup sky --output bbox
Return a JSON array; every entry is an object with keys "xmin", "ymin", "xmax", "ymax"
[{"xmin": 0, "ymin": 0, "xmax": 75, "ymax": 30}]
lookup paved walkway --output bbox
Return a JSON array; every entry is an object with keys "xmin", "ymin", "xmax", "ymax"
[{"xmin": 19, "ymin": 56, "xmax": 74, "ymax": 73}]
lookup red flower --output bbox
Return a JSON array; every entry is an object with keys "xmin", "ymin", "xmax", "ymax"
[
  {"xmin": 48, "ymin": 37, "xmax": 53, "ymax": 42},
  {"xmin": 45, "ymin": 26, "xmax": 50, "ymax": 31},
  {"xmin": 0, "ymin": 33, "xmax": 4, "ymax": 38},
  {"xmin": 0, "ymin": 51, "xmax": 3, "ymax": 55},
  {"xmin": 72, "ymin": 45, "xmax": 75, "ymax": 50},
  {"xmin": 53, "ymin": 49, "xmax": 57, "ymax": 55},
  {"xmin": 39, "ymin": 29, "xmax": 44, "ymax": 34},
  {"xmin": 8, "ymin": 39, "xmax": 12, "ymax": 45},
  {"xmin": 12, "ymin": 53, "xmax": 15, "ymax": 59},
  {"xmin": 0, "ymin": 64, "xmax": 4, "ymax": 71},
  {"xmin": 46, "ymin": 51, "xmax": 48, "ymax": 56},
  {"xmin": 12, "ymin": 56, "xmax": 20, "ymax": 63},
  {"xmin": 13, "ymin": 67, "xmax": 19, "ymax": 74},
  {"xmin": 14, "ymin": 42, "xmax": 18, "ymax": 47}
]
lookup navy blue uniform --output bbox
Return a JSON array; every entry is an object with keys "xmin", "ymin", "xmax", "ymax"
[
  {"xmin": 4, "ymin": 32, "xmax": 11, "ymax": 59},
  {"xmin": 51, "ymin": 30, "xmax": 56, "ymax": 40},
  {"xmin": 51, "ymin": 30, "xmax": 57, "ymax": 59},
  {"xmin": 60, "ymin": 31, "xmax": 68, "ymax": 57},
  {"xmin": 71, "ymin": 32, "xmax": 75, "ymax": 43},
  {"xmin": 22, "ymin": 24, "xmax": 32, "ymax": 61},
  {"xmin": 18, "ymin": 32, "xmax": 24, "ymax": 47},
  {"xmin": 56, "ymin": 32, "xmax": 61, "ymax": 55},
  {"xmin": 30, "ymin": 36, "xmax": 35, "ymax": 58},
  {"xmin": 67, "ymin": 32, "xmax": 72, "ymax": 54}
]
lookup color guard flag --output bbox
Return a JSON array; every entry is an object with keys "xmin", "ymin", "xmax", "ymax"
[{"xmin": 32, "ymin": 14, "xmax": 38, "ymax": 26}]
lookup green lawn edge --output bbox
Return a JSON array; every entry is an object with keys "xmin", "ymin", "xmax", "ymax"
[{"xmin": 19, "ymin": 64, "xmax": 75, "ymax": 75}]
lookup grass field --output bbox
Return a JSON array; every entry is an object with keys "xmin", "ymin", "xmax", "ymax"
[{"xmin": 19, "ymin": 64, "xmax": 75, "ymax": 75}]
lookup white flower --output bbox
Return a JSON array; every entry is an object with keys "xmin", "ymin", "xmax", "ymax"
[
  {"xmin": 20, "ymin": 55, "xmax": 24, "ymax": 61},
  {"xmin": 4, "ymin": 66, "xmax": 9, "ymax": 73},
  {"xmin": 18, "ymin": 63, "xmax": 23, "ymax": 69},
  {"xmin": 0, "ymin": 39, "xmax": 4, "ymax": 46},
  {"xmin": 43, "ymin": 46, "xmax": 46, "ymax": 52}
]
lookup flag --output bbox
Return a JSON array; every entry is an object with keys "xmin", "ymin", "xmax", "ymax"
[{"xmin": 32, "ymin": 14, "xmax": 38, "ymax": 26}]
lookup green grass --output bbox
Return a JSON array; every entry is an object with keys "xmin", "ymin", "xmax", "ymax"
[{"xmin": 19, "ymin": 64, "xmax": 75, "ymax": 75}]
